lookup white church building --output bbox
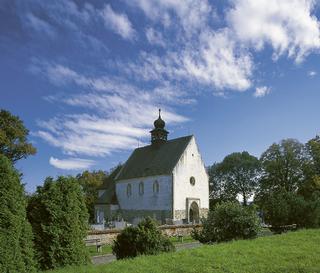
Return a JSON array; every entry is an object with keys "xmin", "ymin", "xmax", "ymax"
[{"xmin": 95, "ymin": 110, "xmax": 209, "ymax": 225}]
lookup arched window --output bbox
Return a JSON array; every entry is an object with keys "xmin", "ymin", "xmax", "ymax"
[
  {"xmin": 139, "ymin": 181, "xmax": 144, "ymax": 195},
  {"xmin": 126, "ymin": 183, "xmax": 132, "ymax": 197},
  {"xmin": 190, "ymin": 176, "xmax": 195, "ymax": 186},
  {"xmin": 153, "ymin": 180, "xmax": 159, "ymax": 194}
]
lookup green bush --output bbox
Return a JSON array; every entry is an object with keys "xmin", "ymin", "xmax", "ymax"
[
  {"xmin": 112, "ymin": 217, "xmax": 175, "ymax": 259},
  {"xmin": 27, "ymin": 176, "xmax": 90, "ymax": 270},
  {"xmin": 192, "ymin": 202, "xmax": 261, "ymax": 243},
  {"xmin": 0, "ymin": 154, "xmax": 36, "ymax": 273}
]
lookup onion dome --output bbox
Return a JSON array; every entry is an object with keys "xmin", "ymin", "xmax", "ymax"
[{"xmin": 154, "ymin": 109, "xmax": 165, "ymax": 129}]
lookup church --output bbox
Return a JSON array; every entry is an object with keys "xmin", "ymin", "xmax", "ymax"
[{"xmin": 95, "ymin": 110, "xmax": 209, "ymax": 225}]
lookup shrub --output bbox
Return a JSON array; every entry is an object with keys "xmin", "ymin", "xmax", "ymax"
[
  {"xmin": 192, "ymin": 202, "xmax": 261, "ymax": 243},
  {"xmin": 0, "ymin": 154, "xmax": 36, "ymax": 273},
  {"xmin": 27, "ymin": 176, "xmax": 90, "ymax": 270},
  {"xmin": 112, "ymin": 217, "xmax": 175, "ymax": 259}
]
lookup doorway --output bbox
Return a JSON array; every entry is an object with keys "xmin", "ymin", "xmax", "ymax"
[{"xmin": 189, "ymin": 201, "xmax": 199, "ymax": 223}]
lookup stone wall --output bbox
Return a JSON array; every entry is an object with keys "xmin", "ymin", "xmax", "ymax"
[
  {"xmin": 86, "ymin": 224, "xmax": 202, "ymax": 245},
  {"xmin": 200, "ymin": 208, "xmax": 209, "ymax": 218},
  {"xmin": 159, "ymin": 224, "xmax": 202, "ymax": 237},
  {"xmin": 174, "ymin": 209, "xmax": 186, "ymax": 220}
]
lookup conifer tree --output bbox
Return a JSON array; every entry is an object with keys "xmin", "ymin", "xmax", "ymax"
[
  {"xmin": 28, "ymin": 176, "xmax": 90, "ymax": 270},
  {"xmin": 0, "ymin": 154, "xmax": 36, "ymax": 273}
]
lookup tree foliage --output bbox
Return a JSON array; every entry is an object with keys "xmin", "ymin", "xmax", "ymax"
[
  {"xmin": 192, "ymin": 202, "xmax": 260, "ymax": 243},
  {"xmin": 27, "ymin": 176, "xmax": 90, "ymax": 270},
  {"xmin": 209, "ymin": 152, "xmax": 260, "ymax": 206},
  {"xmin": 76, "ymin": 170, "xmax": 108, "ymax": 223},
  {"xmin": 0, "ymin": 154, "xmax": 36, "ymax": 273},
  {"xmin": 0, "ymin": 109, "xmax": 36, "ymax": 163},
  {"xmin": 112, "ymin": 217, "xmax": 175, "ymax": 259},
  {"xmin": 259, "ymin": 139, "xmax": 307, "ymax": 193},
  {"xmin": 257, "ymin": 138, "xmax": 320, "ymax": 229}
]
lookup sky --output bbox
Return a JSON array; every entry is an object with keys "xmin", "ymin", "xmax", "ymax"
[{"xmin": 1, "ymin": 0, "xmax": 320, "ymax": 193}]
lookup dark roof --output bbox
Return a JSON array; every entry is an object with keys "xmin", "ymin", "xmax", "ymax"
[
  {"xmin": 96, "ymin": 165, "xmax": 122, "ymax": 205},
  {"xmin": 116, "ymin": 135, "xmax": 193, "ymax": 181}
]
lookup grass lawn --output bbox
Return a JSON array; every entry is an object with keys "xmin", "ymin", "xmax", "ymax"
[{"xmin": 46, "ymin": 229, "xmax": 320, "ymax": 273}]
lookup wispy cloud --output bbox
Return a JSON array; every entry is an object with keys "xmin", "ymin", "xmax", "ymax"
[
  {"xmin": 34, "ymin": 63, "xmax": 189, "ymax": 157},
  {"xmin": 25, "ymin": 13, "xmax": 56, "ymax": 38},
  {"xmin": 16, "ymin": 0, "xmax": 108, "ymax": 53},
  {"xmin": 254, "ymin": 86, "xmax": 271, "ymax": 98},
  {"xmin": 23, "ymin": 0, "xmax": 320, "ymax": 167},
  {"xmin": 101, "ymin": 4, "xmax": 136, "ymax": 40},
  {"xmin": 146, "ymin": 27, "xmax": 166, "ymax": 47},
  {"xmin": 123, "ymin": 0, "xmax": 320, "ymax": 94},
  {"xmin": 49, "ymin": 157, "xmax": 95, "ymax": 170},
  {"xmin": 308, "ymin": 70, "xmax": 317, "ymax": 77}
]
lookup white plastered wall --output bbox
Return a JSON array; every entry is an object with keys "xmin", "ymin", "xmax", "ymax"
[
  {"xmin": 116, "ymin": 175, "xmax": 172, "ymax": 211},
  {"xmin": 172, "ymin": 136, "xmax": 209, "ymax": 218}
]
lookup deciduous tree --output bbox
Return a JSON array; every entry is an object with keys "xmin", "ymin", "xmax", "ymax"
[
  {"xmin": 0, "ymin": 109, "xmax": 36, "ymax": 163},
  {"xmin": 209, "ymin": 152, "xmax": 260, "ymax": 206}
]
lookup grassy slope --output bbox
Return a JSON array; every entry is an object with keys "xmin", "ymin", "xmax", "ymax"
[{"xmin": 46, "ymin": 229, "xmax": 320, "ymax": 273}]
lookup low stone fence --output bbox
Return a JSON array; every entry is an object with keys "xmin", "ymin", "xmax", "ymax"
[{"xmin": 86, "ymin": 224, "xmax": 202, "ymax": 246}]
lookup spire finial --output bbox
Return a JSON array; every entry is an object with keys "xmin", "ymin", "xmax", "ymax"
[{"xmin": 158, "ymin": 108, "xmax": 161, "ymax": 118}]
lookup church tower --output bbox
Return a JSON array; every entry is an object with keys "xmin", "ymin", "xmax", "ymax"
[{"xmin": 150, "ymin": 109, "xmax": 169, "ymax": 145}]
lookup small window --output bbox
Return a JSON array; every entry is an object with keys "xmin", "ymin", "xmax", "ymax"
[
  {"xmin": 139, "ymin": 181, "xmax": 144, "ymax": 195},
  {"xmin": 190, "ymin": 176, "xmax": 195, "ymax": 186},
  {"xmin": 127, "ymin": 184, "xmax": 132, "ymax": 197},
  {"xmin": 153, "ymin": 180, "xmax": 159, "ymax": 194}
]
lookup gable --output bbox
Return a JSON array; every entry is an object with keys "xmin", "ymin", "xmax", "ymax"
[{"xmin": 116, "ymin": 135, "xmax": 193, "ymax": 181}]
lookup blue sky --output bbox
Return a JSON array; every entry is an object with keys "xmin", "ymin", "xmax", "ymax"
[{"xmin": 1, "ymin": 0, "xmax": 320, "ymax": 192}]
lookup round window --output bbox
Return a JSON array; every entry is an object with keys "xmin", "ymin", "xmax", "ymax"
[{"xmin": 190, "ymin": 176, "xmax": 195, "ymax": 186}]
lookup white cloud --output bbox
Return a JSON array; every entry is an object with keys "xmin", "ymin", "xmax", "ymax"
[
  {"xmin": 131, "ymin": 0, "xmax": 212, "ymax": 35},
  {"xmin": 254, "ymin": 86, "xmax": 271, "ymax": 98},
  {"xmin": 124, "ymin": 29, "xmax": 253, "ymax": 91},
  {"xmin": 146, "ymin": 28, "xmax": 166, "ymax": 47},
  {"xmin": 125, "ymin": 0, "xmax": 320, "ymax": 94},
  {"xmin": 49, "ymin": 157, "xmax": 95, "ymax": 170},
  {"xmin": 308, "ymin": 70, "xmax": 317, "ymax": 77},
  {"xmin": 101, "ymin": 4, "xmax": 135, "ymax": 40},
  {"xmin": 182, "ymin": 30, "xmax": 253, "ymax": 91},
  {"xmin": 227, "ymin": 0, "xmax": 320, "ymax": 62},
  {"xmin": 35, "ymin": 64, "xmax": 189, "ymax": 157}
]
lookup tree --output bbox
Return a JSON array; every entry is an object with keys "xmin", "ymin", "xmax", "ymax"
[
  {"xmin": 0, "ymin": 154, "xmax": 36, "ymax": 273},
  {"xmin": 0, "ymin": 109, "xmax": 36, "ymax": 163},
  {"xmin": 76, "ymin": 170, "xmax": 108, "ymax": 223},
  {"xmin": 192, "ymin": 202, "xmax": 260, "ymax": 243},
  {"xmin": 209, "ymin": 152, "xmax": 260, "ymax": 206},
  {"xmin": 259, "ymin": 139, "xmax": 307, "ymax": 193},
  {"xmin": 27, "ymin": 176, "xmax": 90, "ymax": 270},
  {"xmin": 256, "ymin": 138, "xmax": 320, "ymax": 229},
  {"xmin": 306, "ymin": 136, "xmax": 320, "ymax": 176},
  {"xmin": 112, "ymin": 217, "xmax": 175, "ymax": 259},
  {"xmin": 208, "ymin": 163, "xmax": 237, "ymax": 207}
]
